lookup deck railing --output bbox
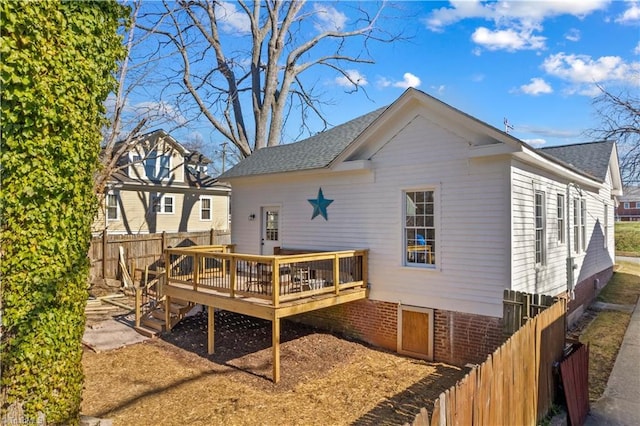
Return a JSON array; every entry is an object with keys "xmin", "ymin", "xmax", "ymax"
[{"xmin": 164, "ymin": 246, "xmax": 368, "ymax": 307}]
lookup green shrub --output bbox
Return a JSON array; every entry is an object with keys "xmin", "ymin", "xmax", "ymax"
[{"xmin": 0, "ymin": 1, "xmax": 127, "ymax": 423}]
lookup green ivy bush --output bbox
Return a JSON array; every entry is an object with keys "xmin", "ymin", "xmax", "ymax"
[{"xmin": 1, "ymin": 1, "xmax": 127, "ymax": 423}]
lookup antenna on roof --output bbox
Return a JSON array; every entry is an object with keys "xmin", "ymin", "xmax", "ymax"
[{"xmin": 504, "ymin": 118, "xmax": 514, "ymax": 134}]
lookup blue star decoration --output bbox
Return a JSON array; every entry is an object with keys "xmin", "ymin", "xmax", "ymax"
[{"xmin": 308, "ymin": 187, "xmax": 333, "ymax": 220}]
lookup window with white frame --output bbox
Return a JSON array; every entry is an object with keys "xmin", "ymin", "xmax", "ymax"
[
  {"xmin": 535, "ymin": 191, "xmax": 546, "ymax": 265},
  {"xmin": 106, "ymin": 193, "xmax": 119, "ymax": 220},
  {"xmin": 573, "ymin": 198, "xmax": 580, "ymax": 253},
  {"xmin": 200, "ymin": 197, "xmax": 212, "ymax": 221},
  {"xmin": 624, "ymin": 202, "xmax": 630, "ymax": 209},
  {"xmin": 404, "ymin": 190, "xmax": 436, "ymax": 267},
  {"xmin": 144, "ymin": 153, "xmax": 171, "ymax": 180},
  {"xmin": 151, "ymin": 194, "xmax": 174, "ymax": 214},
  {"xmin": 580, "ymin": 199, "xmax": 587, "ymax": 251},
  {"xmin": 557, "ymin": 194, "xmax": 565, "ymax": 243}
]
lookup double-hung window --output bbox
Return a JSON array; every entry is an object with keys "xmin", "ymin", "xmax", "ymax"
[
  {"xmin": 144, "ymin": 152, "xmax": 171, "ymax": 180},
  {"xmin": 151, "ymin": 194, "xmax": 174, "ymax": 214},
  {"xmin": 200, "ymin": 197, "xmax": 212, "ymax": 221},
  {"xmin": 573, "ymin": 198, "xmax": 580, "ymax": 253},
  {"xmin": 106, "ymin": 193, "xmax": 119, "ymax": 220},
  {"xmin": 535, "ymin": 191, "xmax": 546, "ymax": 265},
  {"xmin": 404, "ymin": 190, "xmax": 436, "ymax": 267},
  {"xmin": 580, "ymin": 199, "xmax": 587, "ymax": 251},
  {"xmin": 557, "ymin": 194, "xmax": 565, "ymax": 243}
]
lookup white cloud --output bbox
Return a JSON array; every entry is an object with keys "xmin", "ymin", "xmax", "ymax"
[
  {"xmin": 520, "ymin": 78, "xmax": 553, "ymax": 95},
  {"xmin": 472, "ymin": 26, "xmax": 546, "ymax": 51},
  {"xmin": 565, "ymin": 28, "xmax": 581, "ymax": 42},
  {"xmin": 216, "ymin": 2, "xmax": 251, "ymax": 34},
  {"xmin": 425, "ymin": 0, "xmax": 609, "ymax": 31},
  {"xmin": 616, "ymin": 1, "xmax": 640, "ymax": 23},
  {"xmin": 430, "ymin": 84, "xmax": 446, "ymax": 95},
  {"xmin": 542, "ymin": 52, "xmax": 640, "ymax": 85},
  {"xmin": 635, "ymin": 42, "xmax": 640, "ymax": 55},
  {"xmin": 313, "ymin": 4, "xmax": 347, "ymax": 32},
  {"xmin": 378, "ymin": 73, "xmax": 421, "ymax": 89},
  {"xmin": 135, "ymin": 101, "xmax": 188, "ymax": 126},
  {"xmin": 335, "ymin": 70, "xmax": 368, "ymax": 88},
  {"xmin": 522, "ymin": 138, "xmax": 547, "ymax": 147},
  {"xmin": 471, "ymin": 73, "xmax": 485, "ymax": 82},
  {"xmin": 424, "ymin": 0, "xmax": 608, "ymax": 52}
]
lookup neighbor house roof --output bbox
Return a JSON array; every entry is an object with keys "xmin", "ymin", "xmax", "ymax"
[
  {"xmin": 539, "ymin": 140, "xmax": 615, "ymax": 183},
  {"xmin": 220, "ymin": 89, "xmax": 617, "ymax": 187}
]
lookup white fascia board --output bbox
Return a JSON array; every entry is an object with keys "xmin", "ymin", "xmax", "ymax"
[
  {"xmin": 330, "ymin": 159, "xmax": 372, "ymax": 172},
  {"xmin": 468, "ymin": 142, "xmax": 520, "ymax": 158}
]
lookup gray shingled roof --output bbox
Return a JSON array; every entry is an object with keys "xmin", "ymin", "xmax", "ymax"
[
  {"xmin": 220, "ymin": 106, "xmax": 387, "ymax": 179},
  {"xmin": 539, "ymin": 140, "xmax": 614, "ymax": 182}
]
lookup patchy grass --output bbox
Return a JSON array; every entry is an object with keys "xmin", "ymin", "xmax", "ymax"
[
  {"xmin": 598, "ymin": 262, "xmax": 640, "ymax": 305},
  {"xmin": 579, "ymin": 261, "xmax": 640, "ymax": 402},
  {"xmin": 615, "ymin": 222, "xmax": 640, "ymax": 255},
  {"xmin": 579, "ymin": 311, "xmax": 631, "ymax": 401}
]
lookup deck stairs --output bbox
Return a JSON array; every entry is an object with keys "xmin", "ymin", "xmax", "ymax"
[{"xmin": 134, "ymin": 298, "xmax": 195, "ymax": 337}]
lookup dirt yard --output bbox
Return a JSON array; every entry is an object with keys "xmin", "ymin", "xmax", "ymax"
[{"xmin": 82, "ymin": 310, "xmax": 467, "ymax": 425}]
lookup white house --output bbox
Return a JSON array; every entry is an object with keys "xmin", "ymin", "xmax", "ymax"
[
  {"xmin": 219, "ymin": 89, "xmax": 622, "ymax": 365},
  {"xmin": 95, "ymin": 129, "xmax": 231, "ymax": 235}
]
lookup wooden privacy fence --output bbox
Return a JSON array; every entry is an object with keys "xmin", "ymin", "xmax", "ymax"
[
  {"xmin": 409, "ymin": 297, "xmax": 567, "ymax": 426},
  {"xmin": 503, "ymin": 289, "xmax": 557, "ymax": 335},
  {"xmin": 89, "ymin": 230, "xmax": 231, "ymax": 281}
]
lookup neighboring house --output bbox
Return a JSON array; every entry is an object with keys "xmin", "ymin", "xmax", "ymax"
[
  {"xmin": 95, "ymin": 129, "xmax": 231, "ymax": 235},
  {"xmin": 616, "ymin": 186, "xmax": 640, "ymax": 221},
  {"xmin": 219, "ymin": 89, "xmax": 622, "ymax": 365}
]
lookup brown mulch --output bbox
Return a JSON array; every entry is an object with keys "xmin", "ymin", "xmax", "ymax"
[{"xmin": 82, "ymin": 310, "xmax": 467, "ymax": 426}]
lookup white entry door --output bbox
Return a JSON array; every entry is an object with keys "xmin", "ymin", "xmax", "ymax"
[{"xmin": 261, "ymin": 206, "xmax": 280, "ymax": 255}]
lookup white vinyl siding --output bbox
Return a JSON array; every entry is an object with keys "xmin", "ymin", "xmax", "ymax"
[
  {"xmin": 580, "ymin": 199, "xmax": 587, "ymax": 252},
  {"xmin": 230, "ymin": 113, "xmax": 510, "ymax": 317},
  {"xmin": 573, "ymin": 198, "xmax": 580, "ymax": 253}
]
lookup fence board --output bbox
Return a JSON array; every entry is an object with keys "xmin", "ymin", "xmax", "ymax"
[
  {"xmin": 89, "ymin": 230, "xmax": 230, "ymax": 281},
  {"xmin": 411, "ymin": 293, "xmax": 566, "ymax": 426}
]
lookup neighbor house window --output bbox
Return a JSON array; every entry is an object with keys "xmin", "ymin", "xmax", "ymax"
[
  {"xmin": 151, "ymin": 194, "xmax": 174, "ymax": 214},
  {"xmin": 624, "ymin": 202, "xmax": 630, "ymax": 209},
  {"xmin": 535, "ymin": 191, "xmax": 546, "ymax": 265},
  {"xmin": 144, "ymin": 153, "xmax": 171, "ymax": 180},
  {"xmin": 581, "ymin": 199, "xmax": 587, "ymax": 251},
  {"xmin": 573, "ymin": 198, "xmax": 580, "ymax": 253},
  {"xmin": 404, "ymin": 190, "xmax": 436, "ymax": 267},
  {"xmin": 106, "ymin": 193, "xmax": 118, "ymax": 220},
  {"xmin": 557, "ymin": 194, "xmax": 565, "ymax": 243},
  {"xmin": 200, "ymin": 197, "xmax": 212, "ymax": 221}
]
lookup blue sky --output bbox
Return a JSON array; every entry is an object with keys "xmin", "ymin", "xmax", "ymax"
[{"xmin": 125, "ymin": 1, "xmax": 639, "ymax": 160}]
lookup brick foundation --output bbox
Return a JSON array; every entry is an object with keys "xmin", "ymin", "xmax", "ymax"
[
  {"xmin": 567, "ymin": 267, "xmax": 614, "ymax": 317},
  {"xmin": 292, "ymin": 299, "xmax": 504, "ymax": 367}
]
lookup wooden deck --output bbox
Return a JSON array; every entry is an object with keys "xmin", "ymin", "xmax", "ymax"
[{"xmin": 162, "ymin": 246, "xmax": 369, "ymax": 382}]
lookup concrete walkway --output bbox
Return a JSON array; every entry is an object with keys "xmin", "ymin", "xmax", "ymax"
[{"xmin": 585, "ymin": 296, "xmax": 640, "ymax": 426}]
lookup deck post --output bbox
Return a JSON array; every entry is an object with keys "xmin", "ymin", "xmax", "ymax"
[
  {"xmin": 272, "ymin": 316, "xmax": 280, "ymax": 383},
  {"xmin": 230, "ymin": 256, "xmax": 236, "ymax": 297},
  {"xmin": 272, "ymin": 258, "xmax": 280, "ymax": 307},
  {"xmin": 193, "ymin": 253, "xmax": 200, "ymax": 291},
  {"xmin": 207, "ymin": 305, "xmax": 215, "ymax": 355},
  {"xmin": 165, "ymin": 294, "xmax": 172, "ymax": 331},
  {"xmin": 333, "ymin": 254, "xmax": 340, "ymax": 295}
]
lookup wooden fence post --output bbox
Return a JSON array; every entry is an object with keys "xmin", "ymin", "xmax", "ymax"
[
  {"xmin": 210, "ymin": 228, "xmax": 215, "ymax": 245},
  {"xmin": 102, "ymin": 228, "xmax": 108, "ymax": 279},
  {"xmin": 161, "ymin": 231, "xmax": 167, "ymax": 253}
]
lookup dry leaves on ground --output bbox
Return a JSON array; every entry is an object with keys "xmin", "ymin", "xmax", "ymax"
[{"xmin": 82, "ymin": 311, "xmax": 466, "ymax": 426}]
